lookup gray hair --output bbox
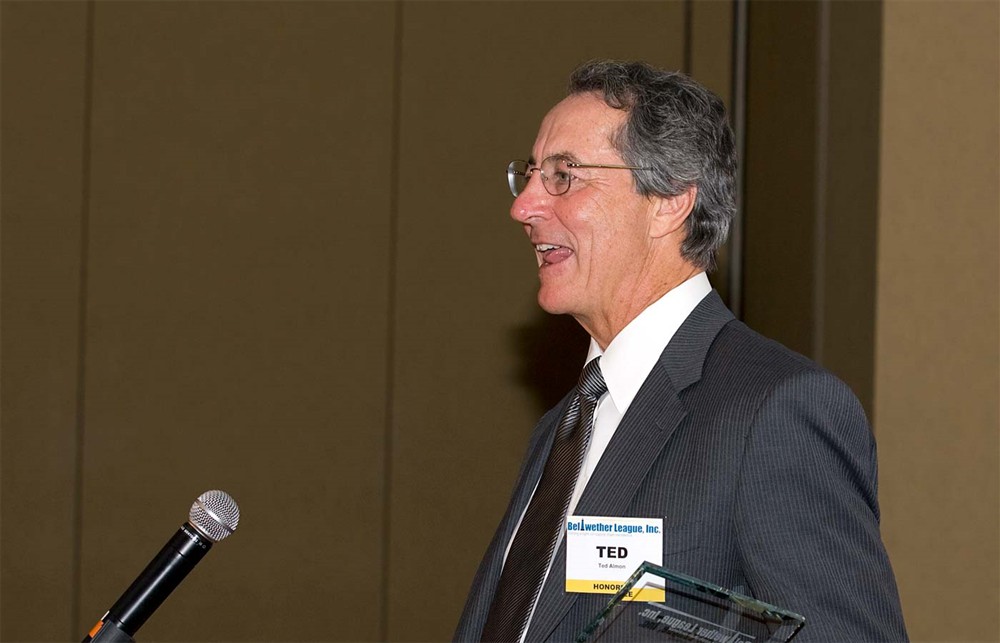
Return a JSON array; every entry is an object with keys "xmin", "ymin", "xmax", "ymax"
[{"xmin": 569, "ymin": 60, "xmax": 737, "ymax": 272}]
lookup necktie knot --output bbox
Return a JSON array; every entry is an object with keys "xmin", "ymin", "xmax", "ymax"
[{"xmin": 577, "ymin": 357, "xmax": 608, "ymax": 401}]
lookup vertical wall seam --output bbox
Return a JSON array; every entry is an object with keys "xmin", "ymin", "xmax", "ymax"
[
  {"xmin": 729, "ymin": 0, "xmax": 748, "ymax": 319},
  {"xmin": 70, "ymin": 0, "xmax": 96, "ymax": 637},
  {"xmin": 868, "ymin": 1, "xmax": 885, "ymax": 429},
  {"xmin": 379, "ymin": 1, "xmax": 404, "ymax": 639},
  {"xmin": 813, "ymin": 0, "xmax": 831, "ymax": 363}
]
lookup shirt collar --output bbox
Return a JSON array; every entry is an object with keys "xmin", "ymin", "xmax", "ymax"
[{"xmin": 585, "ymin": 272, "xmax": 712, "ymax": 414}]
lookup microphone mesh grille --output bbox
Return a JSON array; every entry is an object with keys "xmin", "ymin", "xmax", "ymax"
[{"xmin": 189, "ymin": 490, "xmax": 240, "ymax": 543}]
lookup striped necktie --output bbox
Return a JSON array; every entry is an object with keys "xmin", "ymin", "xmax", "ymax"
[{"xmin": 481, "ymin": 357, "xmax": 607, "ymax": 642}]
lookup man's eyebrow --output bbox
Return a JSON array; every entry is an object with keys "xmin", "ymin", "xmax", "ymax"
[
  {"xmin": 528, "ymin": 151, "xmax": 581, "ymax": 166},
  {"xmin": 550, "ymin": 151, "xmax": 581, "ymax": 164}
]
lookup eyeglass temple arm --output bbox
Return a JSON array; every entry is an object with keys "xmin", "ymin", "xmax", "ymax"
[{"xmin": 566, "ymin": 162, "xmax": 650, "ymax": 170}]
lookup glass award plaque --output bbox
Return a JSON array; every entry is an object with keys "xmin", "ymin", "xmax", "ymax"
[{"xmin": 576, "ymin": 562, "xmax": 805, "ymax": 643}]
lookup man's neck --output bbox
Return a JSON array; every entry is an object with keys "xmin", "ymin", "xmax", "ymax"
[{"xmin": 577, "ymin": 264, "xmax": 702, "ymax": 350}]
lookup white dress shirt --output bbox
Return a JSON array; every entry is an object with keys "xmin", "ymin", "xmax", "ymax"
[
  {"xmin": 506, "ymin": 272, "xmax": 713, "ymax": 640},
  {"xmin": 570, "ymin": 271, "xmax": 712, "ymax": 512}
]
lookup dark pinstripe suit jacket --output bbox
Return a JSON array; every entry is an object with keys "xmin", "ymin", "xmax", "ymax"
[{"xmin": 455, "ymin": 292, "xmax": 908, "ymax": 642}]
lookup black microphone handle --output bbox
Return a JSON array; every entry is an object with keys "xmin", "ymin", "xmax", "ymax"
[
  {"xmin": 83, "ymin": 522, "xmax": 213, "ymax": 642},
  {"xmin": 85, "ymin": 620, "xmax": 133, "ymax": 643}
]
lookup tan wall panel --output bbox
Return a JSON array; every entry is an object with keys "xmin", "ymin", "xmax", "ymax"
[
  {"xmin": 743, "ymin": 0, "xmax": 819, "ymax": 358},
  {"xmin": 690, "ymin": 0, "xmax": 735, "ymax": 305},
  {"xmin": 0, "ymin": 3, "xmax": 89, "ymax": 640},
  {"xmin": 389, "ymin": 3, "xmax": 685, "ymax": 640},
  {"xmin": 877, "ymin": 1, "xmax": 999, "ymax": 640},
  {"xmin": 742, "ymin": 0, "xmax": 882, "ymax": 415},
  {"xmin": 820, "ymin": 0, "xmax": 882, "ymax": 414},
  {"xmin": 691, "ymin": 0, "xmax": 734, "ymax": 108},
  {"xmin": 79, "ymin": 3, "xmax": 395, "ymax": 640}
]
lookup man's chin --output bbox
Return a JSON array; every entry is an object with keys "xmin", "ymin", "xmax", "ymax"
[{"xmin": 536, "ymin": 289, "xmax": 575, "ymax": 316}]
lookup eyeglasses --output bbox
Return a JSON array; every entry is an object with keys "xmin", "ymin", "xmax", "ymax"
[{"xmin": 507, "ymin": 156, "xmax": 650, "ymax": 197}]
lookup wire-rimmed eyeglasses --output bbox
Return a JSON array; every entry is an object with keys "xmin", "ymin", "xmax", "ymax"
[{"xmin": 507, "ymin": 156, "xmax": 650, "ymax": 197}]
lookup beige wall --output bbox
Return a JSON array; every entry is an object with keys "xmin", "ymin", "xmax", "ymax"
[
  {"xmin": 3, "ymin": 1, "xmax": 998, "ymax": 642},
  {"xmin": 876, "ymin": 1, "xmax": 1000, "ymax": 640},
  {"xmin": 1, "ymin": 1, "xmax": 90, "ymax": 634},
  {"xmin": 1, "ymin": 2, "xmax": 711, "ymax": 641},
  {"xmin": 78, "ymin": 4, "xmax": 398, "ymax": 640}
]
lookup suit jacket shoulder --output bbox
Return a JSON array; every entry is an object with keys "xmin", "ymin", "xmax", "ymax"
[{"xmin": 456, "ymin": 292, "xmax": 908, "ymax": 642}]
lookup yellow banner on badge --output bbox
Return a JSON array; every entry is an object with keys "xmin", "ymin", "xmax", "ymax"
[{"xmin": 565, "ymin": 579, "xmax": 665, "ymax": 602}]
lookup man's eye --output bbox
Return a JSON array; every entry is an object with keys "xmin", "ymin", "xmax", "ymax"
[{"xmin": 553, "ymin": 170, "xmax": 572, "ymax": 183}]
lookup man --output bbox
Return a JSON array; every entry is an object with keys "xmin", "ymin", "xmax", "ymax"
[{"xmin": 455, "ymin": 61, "xmax": 907, "ymax": 642}]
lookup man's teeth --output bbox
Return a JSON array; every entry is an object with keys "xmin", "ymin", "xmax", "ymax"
[{"xmin": 535, "ymin": 244, "xmax": 561, "ymax": 252}]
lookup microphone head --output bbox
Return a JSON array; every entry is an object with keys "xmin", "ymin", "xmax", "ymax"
[{"xmin": 188, "ymin": 490, "xmax": 240, "ymax": 543}]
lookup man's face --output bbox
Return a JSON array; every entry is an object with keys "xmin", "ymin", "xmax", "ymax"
[{"xmin": 512, "ymin": 93, "xmax": 660, "ymax": 333}]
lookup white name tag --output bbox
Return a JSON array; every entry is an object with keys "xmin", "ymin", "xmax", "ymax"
[{"xmin": 564, "ymin": 515, "xmax": 664, "ymax": 601}]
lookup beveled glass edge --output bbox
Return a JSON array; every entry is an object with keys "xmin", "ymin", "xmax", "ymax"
[{"xmin": 575, "ymin": 561, "xmax": 806, "ymax": 643}]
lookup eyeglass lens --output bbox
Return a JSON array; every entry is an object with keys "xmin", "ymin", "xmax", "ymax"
[
  {"xmin": 507, "ymin": 160, "xmax": 529, "ymax": 197},
  {"xmin": 507, "ymin": 158, "xmax": 573, "ymax": 197}
]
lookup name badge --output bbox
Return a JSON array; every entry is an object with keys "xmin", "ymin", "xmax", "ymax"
[{"xmin": 565, "ymin": 515, "xmax": 664, "ymax": 601}]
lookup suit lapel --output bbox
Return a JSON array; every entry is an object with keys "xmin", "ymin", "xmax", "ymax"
[
  {"xmin": 524, "ymin": 365, "xmax": 687, "ymax": 642},
  {"xmin": 523, "ymin": 291, "xmax": 734, "ymax": 642}
]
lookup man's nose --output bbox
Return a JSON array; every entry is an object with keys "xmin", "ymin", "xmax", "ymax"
[{"xmin": 510, "ymin": 174, "xmax": 552, "ymax": 224}]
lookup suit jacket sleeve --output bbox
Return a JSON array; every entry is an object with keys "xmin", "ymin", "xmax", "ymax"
[{"xmin": 735, "ymin": 369, "xmax": 908, "ymax": 642}]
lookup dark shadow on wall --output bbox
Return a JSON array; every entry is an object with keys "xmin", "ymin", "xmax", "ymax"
[{"xmin": 511, "ymin": 311, "xmax": 591, "ymax": 415}]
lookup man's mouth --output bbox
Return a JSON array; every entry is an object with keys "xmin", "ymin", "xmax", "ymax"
[{"xmin": 534, "ymin": 243, "xmax": 573, "ymax": 265}]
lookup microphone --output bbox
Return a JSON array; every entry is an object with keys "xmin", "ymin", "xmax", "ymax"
[{"xmin": 83, "ymin": 490, "xmax": 241, "ymax": 643}]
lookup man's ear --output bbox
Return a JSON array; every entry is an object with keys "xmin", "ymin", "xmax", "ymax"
[{"xmin": 649, "ymin": 186, "xmax": 697, "ymax": 239}]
